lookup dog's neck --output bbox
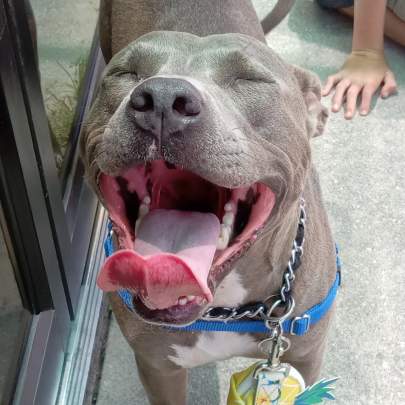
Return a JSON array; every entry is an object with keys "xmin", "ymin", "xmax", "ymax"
[{"xmin": 100, "ymin": 0, "xmax": 265, "ymax": 60}]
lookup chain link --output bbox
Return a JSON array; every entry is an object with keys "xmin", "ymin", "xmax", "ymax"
[
  {"xmin": 201, "ymin": 198, "xmax": 306, "ymax": 323},
  {"xmin": 203, "ymin": 302, "xmax": 268, "ymax": 321}
]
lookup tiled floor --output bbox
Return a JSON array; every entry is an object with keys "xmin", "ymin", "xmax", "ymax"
[{"xmin": 95, "ymin": 1, "xmax": 405, "ymax": 404}]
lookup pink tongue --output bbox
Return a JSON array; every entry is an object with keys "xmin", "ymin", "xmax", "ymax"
[{"xmin": 97, "ymin": 210, "xmax": 220, "ymax": 309}]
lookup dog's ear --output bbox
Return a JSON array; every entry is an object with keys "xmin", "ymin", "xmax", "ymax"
[{"xmin": 292, "ymin": 65, "xmax": 328, "ymax": 138}]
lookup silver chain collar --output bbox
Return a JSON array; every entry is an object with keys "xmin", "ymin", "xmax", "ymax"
[{"xmin": 201, "ymin": 198, "xmax": 306, "ymax": 324}]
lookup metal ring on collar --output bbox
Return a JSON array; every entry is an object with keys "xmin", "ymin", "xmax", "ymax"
[{"xmin": 264, "ymin": 296, "xmax": 295, "ymax": 327}]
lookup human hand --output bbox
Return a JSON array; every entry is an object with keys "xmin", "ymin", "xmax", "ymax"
[{"xmin": 322, "ymin": 49, "xmax": 397, "ymax": 119}]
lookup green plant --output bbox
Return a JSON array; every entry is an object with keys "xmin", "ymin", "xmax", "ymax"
[{"xmin": 44, "ymin": 57, "xmax": 87, "ymax": 168}]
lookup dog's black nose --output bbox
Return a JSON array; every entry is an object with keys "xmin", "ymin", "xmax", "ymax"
[{"xmin": 130, "ymin": 77, "xmax": 202, "ymax": 138}]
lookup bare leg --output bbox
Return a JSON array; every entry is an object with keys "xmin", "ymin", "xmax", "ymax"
[
  {"xmin": 135, "ymin": 354, "xmax": 188, "ymax": 405},
  {"xmin": 339, "ymin": 6, "xmax": 405, "ymax": 46}
]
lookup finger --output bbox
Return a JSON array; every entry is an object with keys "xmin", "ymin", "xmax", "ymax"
[
  {"xmin": 344, "ymin": 85, "xmax": 362, "ymax": 119},
  {"xmin": 359, "ymin": 84, "xmax": 379, "ymax": 116},
  {"xmin": 322, "ymin": 74, "xmax": 340, "ymax": 96},
  {"xmin": 331, "ymin": 79, "xmax": 351, "ymax": 112},
  {"xmin": 381, "ymin": 71, "xmax": 397, "ymax": 99}
]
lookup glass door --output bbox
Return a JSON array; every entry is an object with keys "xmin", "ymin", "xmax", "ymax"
[
  {"xmin": 0, "ymin": 203, "xmax": 31, "ymax": 405},
  {"xmin": 0, "ymin": 0, "xmax": 106, "ymax": 403},
  {"xmin": 7, "ymin": 0, "xmax": 101, "ymax": 316}
]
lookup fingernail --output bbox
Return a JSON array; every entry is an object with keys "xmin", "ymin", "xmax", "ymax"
[{"xmin": 360, "ymin": 110, "xmax": 367, "ymax": 115}]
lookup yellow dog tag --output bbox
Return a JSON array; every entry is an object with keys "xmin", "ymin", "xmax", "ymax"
[{"xmin": 227, "ymin": 361, "xmax": 305, "ymax": 405}]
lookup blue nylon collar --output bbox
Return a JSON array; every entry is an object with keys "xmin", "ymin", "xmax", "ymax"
[{"xmin": 104, "ymin": 222, "xmax": 341, "ymax": 336}]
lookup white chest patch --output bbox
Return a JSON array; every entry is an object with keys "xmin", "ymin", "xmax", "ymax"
[
  {"xmin": 168, "ymin": 269, "xmax": 253, "ymax": 368},
  {"xmin": 168, "ymin": 332, "xmax": 258, "ymax": 368},
  {"xmin": 211, "ymin": 269, "xmax": 247, "ymax": 307}
]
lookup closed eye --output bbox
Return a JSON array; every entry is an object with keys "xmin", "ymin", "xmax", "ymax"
[
  {"xmin": 113, "ymin": 71, "xmax": 138, "ymax": 79},
  {"xmin": 106, "ymin": 66, "xmax": 139, "ymax": 79},
  {"xmin": 235, "ymin": 76, "xmax": 275, "ymax": 84},
  {"xmin": 233, "ymin": 75, "xmax": 276, "ymax": 86}
]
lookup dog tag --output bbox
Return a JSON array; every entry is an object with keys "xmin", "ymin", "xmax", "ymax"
[
  {"xmin": 254, "ymin": 363, "xmax": 305, "ymax": 405},
  {"xmin": 228, "ymin": 316, "xmax": 337, "ymax": 404},
  {"xmin": 227, "ymin": 360, "xmax": 305, "ymax": 405}
]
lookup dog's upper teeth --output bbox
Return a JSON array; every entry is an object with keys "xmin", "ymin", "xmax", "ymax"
[{"xmin": 178, "ymin": 297, "xmax": 188, "ymax": 306}]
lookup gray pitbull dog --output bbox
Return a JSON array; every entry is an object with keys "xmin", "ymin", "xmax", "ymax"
[{"xmin": 81, "ymin": 1, "xmax": 336, "ymax": 404}]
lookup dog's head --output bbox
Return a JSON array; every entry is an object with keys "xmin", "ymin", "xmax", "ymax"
[{"xmin": 81, "ymin": 31, "xmax": 327, "ymax": 325}]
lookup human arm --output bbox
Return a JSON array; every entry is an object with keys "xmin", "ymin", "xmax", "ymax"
[{"xmin": 322, "ymin": 0, "xmax": 397, "ymax": 119}]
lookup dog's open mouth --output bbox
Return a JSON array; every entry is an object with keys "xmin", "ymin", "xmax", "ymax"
[{"xmin": 97, "ymin": 160, "xmax": 275, "ymax": 323}]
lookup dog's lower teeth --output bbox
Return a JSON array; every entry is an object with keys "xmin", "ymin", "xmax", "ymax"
[
  {"xmin": 176, "ymin": 296, "xmax": 199, "ymax": 306},
  {"xmin": 217, "ymin": 225, "xmax": 231, "ymax": 250},
  {"xmin": 134, "ymin": 215, "xmax": 146, "ymax": 235},
  {"xmin": 222, "ymin": 212, "xmax": 234, "ymax": 226},
  {"xmin": 134, "ymin": 198, "xmax": 150, "ymax": 235},
  {"xmin": 139, "ymin": 203, "xmax": 149, "ymax": 217},
  {"xmin": 219, "ymin": 203, "xmax": 235, "ymax": 249},
  {"xmin": 135, "ymin": 219, "xmax": 141, "ymax": 235}
]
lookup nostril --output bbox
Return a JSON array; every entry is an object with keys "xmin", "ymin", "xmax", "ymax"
[
  {"xmin": 172, "ymin": 96, "xmax": 200, "ymax": 117},
  {"xmin": 131, "ymin": 92, "xmax": 154, "ymax": 112}
]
